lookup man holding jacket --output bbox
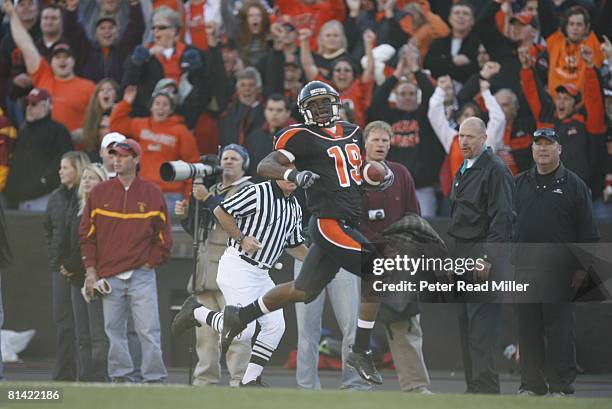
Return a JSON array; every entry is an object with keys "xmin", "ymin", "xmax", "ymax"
[{"xmin": 80, "ymin": 139, "xmax": 172, "ymax": 383}]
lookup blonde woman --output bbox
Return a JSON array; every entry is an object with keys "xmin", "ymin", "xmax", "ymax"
[
  {"xmin": 45, "ymin": 151, "xmax": 90, "ymax": 381},
  {"xmin": 58, "ymin": 163, "xmax": 109, "ymax": 382}
]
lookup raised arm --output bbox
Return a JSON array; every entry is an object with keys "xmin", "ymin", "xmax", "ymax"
[
  {"xmin": 298, "ymin": 28, "xmax": 319, "ymax": 82},
  {"xmin": 4, "ymin": 1, "xmax": 41, "ymax": 75},
  {"xmin": 427, "ymin": 75, "xmax": 456, "ymax": 154},
  {"xmin": 361, "ymin": 29, "xmax": 376, "ymax": 84},
  {"xmin": 481, "ymin": 79, "xmax": 506, "ymax": 151}
]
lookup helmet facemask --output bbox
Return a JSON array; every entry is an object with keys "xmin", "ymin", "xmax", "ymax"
[{"xmin": 301, "ymin": 96, "xmax": 341, "ymax": 127}]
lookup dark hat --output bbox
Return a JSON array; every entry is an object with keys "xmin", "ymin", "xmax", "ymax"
[
  {"xmin": 555, "ymin": 83, "xmax": 581, "ymax": 100},
  {"xmin": 109, "ymin": 139, "xmax": 142, "ymax": 157},
  {"xmin": 25, "ymin": 88, "xmax": 51, "ymax": 104},
  {"xmin": 51, "ymin": 43, "xmax": 73, "ymax": 58},
  {"xmin": 533, "ymin": 128, "xmax": 559, "ymax": 143},
  {"xmin": 95, "ymin": 16, "xmax": 117, "ymax": 27}
]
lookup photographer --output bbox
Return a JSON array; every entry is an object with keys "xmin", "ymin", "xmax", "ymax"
[{"xmin": 174, "ymin": 144, "xmax": 252, "ymax": 387}]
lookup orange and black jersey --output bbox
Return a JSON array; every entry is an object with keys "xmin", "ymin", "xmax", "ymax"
[{"xmin": 274, "ymin": 121, "xmax": 364, "ymax": 222}]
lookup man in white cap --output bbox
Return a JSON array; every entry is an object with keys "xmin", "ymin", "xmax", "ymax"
[{"xmin": 99, "ymin": 132, "xmax": 126, "ymax": 178}]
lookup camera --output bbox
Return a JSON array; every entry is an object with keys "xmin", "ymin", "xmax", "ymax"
[
  {"xmin": 368, "ymin": 209, "xmax": 385, "ymax": 221},
  {"xmin": 160, "ymin": 159, "xmax": 222, "ymax": 182}
]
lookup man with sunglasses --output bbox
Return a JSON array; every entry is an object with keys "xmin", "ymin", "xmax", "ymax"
[{"xmin": 80, "ymin": 139, "xmax": 173, "ymax": 383}]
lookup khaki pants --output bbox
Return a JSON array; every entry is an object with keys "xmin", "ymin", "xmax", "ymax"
[
  {"xmin": 192, "ymin": 290, "xmax": 251, "ymax": 387},
  {"xmin": 385, "ymin": 315, "xmax": 431, "ymax": 391}
]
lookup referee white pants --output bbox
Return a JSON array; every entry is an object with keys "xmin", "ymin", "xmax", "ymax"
[{"xmin": 216, "ymin": 247, "xmax": 286, "ymax": 358}]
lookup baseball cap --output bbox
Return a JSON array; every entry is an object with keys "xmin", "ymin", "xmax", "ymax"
[
  {"xmin": 25, "ymin": 88, "xmax": 51, "ymax": 104},
  {"xmin": 100, "ymin": 132, "xmax": 126, "ymax": 149},
  {"xmin": 510, "ymin": 11, "xmax": 534, "ymax": 26},
  {"xmin": 109, "ymin": 139, "xmax": 142, "ymax": 157},
  {"xmin": 51, "ymin": 43, "xmax": 73, "ymax": 58},
  {"xmin": 533, "ymin": 128, "xmax": 559, "ymax": 143},
  {"xmin": 95, "ymin": 16, "xmax": 117, "ymax": 27},
  {"xmin": 555, "ymin": 83, "xmax": 581, "ymax": 100}
]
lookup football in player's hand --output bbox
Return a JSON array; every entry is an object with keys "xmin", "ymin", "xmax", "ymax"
[{"xmin": 363, "ymin": 161, "xmax": 386, "ymax": 187}]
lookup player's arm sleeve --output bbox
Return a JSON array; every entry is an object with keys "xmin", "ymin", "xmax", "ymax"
[
  {"xmin": 274, "ymin": 128, "xmax": 307, "ymax": 162},
  {"xmin": 286, "ymin": 205, "xmax": 305, "ymax": 248},
  {"xmin": 219, "ymin": 185, "xmax": 258, "ymax": 218}
]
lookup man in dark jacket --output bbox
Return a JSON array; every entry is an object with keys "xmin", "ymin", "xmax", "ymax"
[
  {"xmin": 63, "ymin": 0, "xmax": 144, "ymax": 84},
  {"xmin": 4, "ymin": 88, "xmax": 73, "ymax": 211},
  {"xmin": 424, "ymin": 1, "xmax": 480, "ymax": 85},
  {"xmin": 244, "ymin": 94, "xmax": 295, "ymax": 182},
  {"xmin": 448, "ymin": 117, "xmax": 514, "ymax": 394},
  {"xmin": 514, "ymin": 128, "xmax": 599, "ymax": 396}
]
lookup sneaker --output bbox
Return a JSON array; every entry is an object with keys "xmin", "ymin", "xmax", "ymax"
[
  {"xmin": 221, "ymin": 305, "xmax": 246, "ymax": 354},
  {"xmin": 346, "ymin": 347, "xmax": 383, "ymax": 385},
  {"xmin": 550, "ymin": 392, "xmax": 567, "ymax": 398},
  {"xmin": 240, "ymin": 376, "xmax": 267, "ymax": 387},
  {"xmin": 518, "ymin": 389, "xmax": 538, "ymax": 396},
  {"xmin": 171, "ymin": 295, "xmax": 202, "ymax": 336},
  {"xmin": 408, "ymin": 386, "xmax": 433, "ymax": 395},
  {"xmin": 111, "ymin": 376, "xmax": 132, "ymax": 383}
]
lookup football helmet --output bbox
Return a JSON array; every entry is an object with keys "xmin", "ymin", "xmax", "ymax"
[{"xmin": 297, "ymin": 81, "xmax": 341, "ymax": 127}]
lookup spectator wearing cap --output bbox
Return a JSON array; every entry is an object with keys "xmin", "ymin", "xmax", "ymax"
[
  {"xmin": 474, "ymin": 2, "xmax": 543, "ymax": 113},
  {"xmin": 122, "ymin": 6, "xmax": 211, "ymax": 121},
  {"xmin": 99, "ymin": 132, "xmax": 126, "ymax": 177},
  {"xmin": 62, "ymin": 0, "xmax": 144, "ymax": 84},
  {"xmin": 546, "ymin": 6, "xmax": 604, "ymax": 98},
  {"xmin": 109, "ymin": 84, "xmax": 199, "ymax": 203},
  {"xmin": 514, "ymin": 127, "xmax": 599, "ymax": 396},
  {"xmin": 77, "ymin": 0, "xmax": 152, "ymax": 45},
  {"xmin": 520, "ymin": 42, "xmax": 608, "ymax": 195},
  {"xmin": 5, "ymin": 3, "xmax": 64, "ymax": 103},
  {"xmin": 6, "ymin": 1, "xmax": 96, "ymax": 135},
  {"xmin": 4, "ymin": 88, "xmax": 73, "ymax": 211},
  {"xmin": 80, "ymin": 137, "xmax": 172, "ymax": 383},
  {"xmin": 244, "ymin": 94, "xmax": 296, "ymax": 182},
  {"xmin": 424, "ymin": 1, "xmax": 480, "ymax": 85}
]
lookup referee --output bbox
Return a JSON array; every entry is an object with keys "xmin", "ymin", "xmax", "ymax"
[{"xmin": 172, "ymin": 173, "xmax": 308, "ymax": 387}]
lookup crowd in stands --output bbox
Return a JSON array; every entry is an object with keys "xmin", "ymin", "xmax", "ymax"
[{"xmin": 0, "ymin": 0, "xmax": 610, "ymax": 217}]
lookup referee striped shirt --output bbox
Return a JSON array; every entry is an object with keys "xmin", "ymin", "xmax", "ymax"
[{"xmin": 219, "ymin": 180, "xmax": 304, "ymax": 268}]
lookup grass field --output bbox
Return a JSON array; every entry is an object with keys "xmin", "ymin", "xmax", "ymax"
[{"xmin": 1, "ymin": 383, "xmax": 611, "ymax": 409}]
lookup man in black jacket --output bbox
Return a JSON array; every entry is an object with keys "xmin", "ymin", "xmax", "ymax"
[
  {"xmin": 514, "ymin": 128, "xmax": 599, "ymax": 396},
  {"xmin": 448, "ymin": 117, "xmax": 514, "ymax": 394},
  {"xmin": 424, "ymin": 1, "xmax": 480, "ymax": 85},
  {"xmin": 4, "ymin": 88, "xmax": 73, "ymax": 211}
]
